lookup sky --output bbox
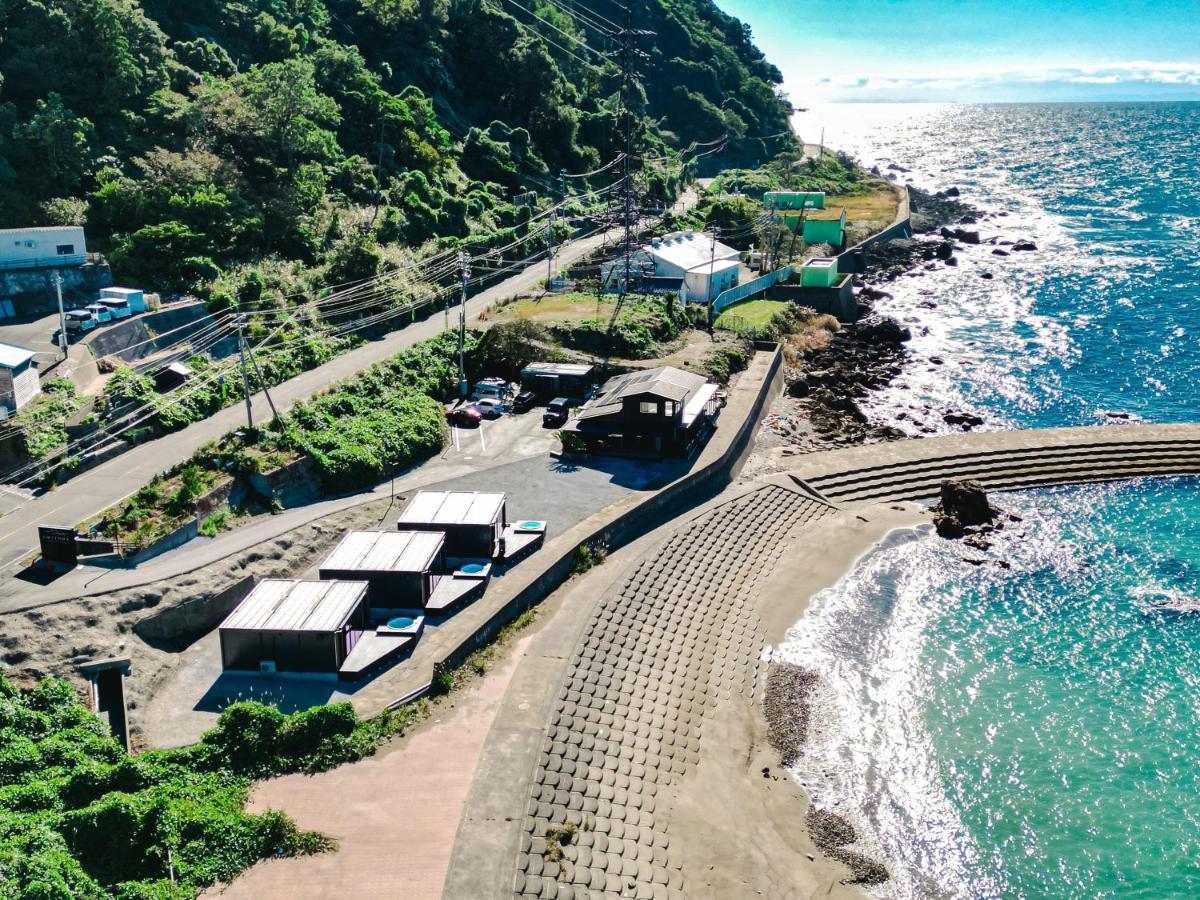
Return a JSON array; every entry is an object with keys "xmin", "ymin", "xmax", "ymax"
[{"xmin": 715, "ymin": 0, "xmax": 1200, "ymax": 102}]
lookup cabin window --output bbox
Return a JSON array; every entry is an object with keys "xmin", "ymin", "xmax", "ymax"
[
  {"xmin": 665, "ymin": 400, "xmax": 676, "ymax": 416},
  {"xmin": 56, "ymin": 244, "xmax": 74, "ymax": 255},
  {"xmin": 639, "ymin": 401, "xmax": 658, "ymax": 415}
]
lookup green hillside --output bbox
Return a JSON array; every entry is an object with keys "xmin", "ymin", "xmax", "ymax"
[{"xmin": 0, "ymin": 0, "xmax": 794, "ymax": 295}]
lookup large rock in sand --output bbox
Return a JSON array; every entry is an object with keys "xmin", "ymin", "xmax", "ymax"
[{"xmin": 933, "ymin": 479, "xmax": 997, "ymax": 537}]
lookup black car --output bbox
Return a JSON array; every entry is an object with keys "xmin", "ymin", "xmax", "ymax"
[
  {"xmin": 543, "ymin": 397, "xmax": 570, "ymax": 427},
  {"xmin": 512, "ymin": 390, "xmax": 536, "ymax": 413}
]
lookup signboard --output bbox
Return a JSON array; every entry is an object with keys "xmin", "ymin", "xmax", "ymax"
[{"xmin": 38, "ymin": 525, "xmax": 78, "ymax": 566}]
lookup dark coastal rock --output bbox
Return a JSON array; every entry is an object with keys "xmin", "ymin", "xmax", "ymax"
[
  {"xmin": 980, "ymin": 272, "xmax": 995, "ymax": 279},
  {"xmin": 933, "ymin": 480, "xmax": 998, "ymax": 540},
  {"xmin": 807, "ymin": 809, "xmax": 890, "ymax": 886},
  {"xmin": 935, "ymin": 241, "xmax": 956, "ymax": 260},
  {"xmin": 945, "ymin": 256, "xmax": 958, "ymax": 266},
  {"xmin": 992, "ymin": 248, "xmax": 1011, "ymax": 256},
  {"xmin": 787, "ymin": 375, "xmax": 810, "ymax": 398},
  {"xmin": 1012, "ymin": 240, "xmax": 1038, "ymax": 251},
  {"xmin": 763, "ymin": 663, "xmax": 818, "ymax": 766},
  {"xmin": 943, "ymin": 186, "xmax": 961, "ymax": 197},
  {"xmin": 953, "ymin": 228, "xmax": 981, "ymax": 244},
  {"xmin": 943, "ymin": 411, "xmax": 984, "ymax": 429},
  {"xmin": 886, "ymin": 162, "xmax": 910, "ymax": 172},
  {"xmin": 857, "ymin": 316, "xmax": 911, "ymax": 346},
  {"xmin": 939, "ymin": 226, "xmax": 956, "ymax": 239},
  {"xmin": 958, "ymin": 213, "xmax": 976, "ymax": 224}
]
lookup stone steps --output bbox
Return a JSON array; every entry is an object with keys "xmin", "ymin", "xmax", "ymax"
[{"xmin": 805, "ymin": 440, "xmax": 1200, "ymax": 503}]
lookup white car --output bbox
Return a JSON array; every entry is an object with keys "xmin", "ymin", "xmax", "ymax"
[{"xmin": 472, "ymin": 398, "xmax": 504, "ymax": 418}]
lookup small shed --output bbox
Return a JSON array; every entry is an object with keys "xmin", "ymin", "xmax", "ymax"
[
  {"xmin": 100, "ymin": 287, "xmax": 146, "ymax": 313},
  {"xmin": 397, "ymin": 491, "xmax": 507, "ymax": 559},
  {"xmin": 219, "ymin": 579, "xmax": 369, "ymax": 673},
  {"xmin": 319, "ymin": 530, "xmax": 446, "ymax": 610},
  {"xmin": 520, "ymin": 362, "xmax": 595, "ymax": 400},
  {"xmin": 0, "ymin": 343, "xmax": 41, "ymax": 414},
  {"xmin": 800, "ymin": 207, "xmax": 847, "ymax": 247},
  {"xmin": 153, "ymin": 361, "xmax": 192, "ymax": 392},
  {"xmin": 800, "ymin": 257, "xmax": 841, "ymax": 288},
  {"xmin": 763, "ymin": 191, "xmax": 825, "ymax": 210}
]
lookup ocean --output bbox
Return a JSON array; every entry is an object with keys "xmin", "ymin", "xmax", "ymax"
[{"xmin": 781, "ymin": 102, "xmax": 1200, "ymax": 898}]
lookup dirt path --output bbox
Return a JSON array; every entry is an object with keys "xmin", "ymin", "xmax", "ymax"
[{"xmin": 207, "ymin": 633, "xmax": 532, "ymax": 900}]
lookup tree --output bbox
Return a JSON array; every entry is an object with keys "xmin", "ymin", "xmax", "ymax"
[{"xmin": 13, "ymin": 94, "xmax": 95, "ymax": 191}]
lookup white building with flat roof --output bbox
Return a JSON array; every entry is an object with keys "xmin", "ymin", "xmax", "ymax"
[
  {"xmin": 602, "ymin": 230, "xmax": 741, "ymax": 303},
  {"xmin": 0, "ymin": 227, "xmax": 86, "ymax": 270}
]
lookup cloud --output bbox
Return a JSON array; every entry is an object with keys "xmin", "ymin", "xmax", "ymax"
[{"xmin": 793, "ymin": 60, "xmax": 1200, "ymax": 99}]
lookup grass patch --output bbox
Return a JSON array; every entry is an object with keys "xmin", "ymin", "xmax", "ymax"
[
  {"xmin": 829, "ymin": 188, "xmax": 900, "ymax": 225},
  {"xmin": 714, "ymin": 299, "xmax": 790, "ymax": 333}
]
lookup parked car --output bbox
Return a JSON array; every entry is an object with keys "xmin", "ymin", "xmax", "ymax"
[
  {"xmin": 86, "ymin": 303, "xmax": 112, "ymax": 324},
  {"xmin": 473, "ymin": 398, "xmax": 504, "ymax": 418},
  {"xmin": 512, "ymin": 390, "xmax": 537, "ymax": 413},
  {"xmin": 65, "ymin": 309, "xmax": 95, "ymax": 334},
  {"xmin": 97, "ymin": 297, "xmax": 132, "ymax": 319},
  {"xmin": 543, "ymin": 397, "xmax": 571, "ymax": 427},
  {"xmin": 448, "ymin": 404, "xmax": 483, "ymax": 427}
]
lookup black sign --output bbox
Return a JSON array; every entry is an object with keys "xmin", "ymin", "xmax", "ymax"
[{"xmin": 38, "ymin": 525, "xmax": 78, "ymax": 566}]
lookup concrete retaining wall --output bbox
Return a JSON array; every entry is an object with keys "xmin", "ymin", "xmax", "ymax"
[
  {"xmin": 0, "ymin": 263, "xmax": 112, "ymax": 313},
  {"xmin": 84, "ymin": 301, "xmax": 213, "ymax": 364},
  {"xmin": 837, "ymin": 185, "xmax": 912, "ymax": 275},
  {"xmin": 768, "ymin": 280, "xmax": 857, "ymax": 322},
  {"xmin": 133, "ymin": 574, "xmax": 255, "ymax": 648},
  {"xmin": 409, "ymin": 345, "xmax": 784, "ymax": 705}
]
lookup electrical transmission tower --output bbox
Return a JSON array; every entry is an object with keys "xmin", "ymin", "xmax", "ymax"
[
  {"xmin": 610, "ymin": 7, "xmax": 652, "ymax": 299},
  {"xmin": 457, "ymin": 251, "xmax": 471, "ymax": 398}
]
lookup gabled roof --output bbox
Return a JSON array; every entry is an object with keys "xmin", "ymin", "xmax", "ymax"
[
  {"xmin": 576, "ymin": 366, "xmax": 708, "ymax": 420},
  {"xmin": 220, "ymin": 580, "xmax": 367, "ymax": 633},
  {"xmin": 0, "ymin": 343, "xmax": 37, "ymax": 369},
  {"xmin": 321, "ymin": 530, "xmax": 444, "ymax": 574}
]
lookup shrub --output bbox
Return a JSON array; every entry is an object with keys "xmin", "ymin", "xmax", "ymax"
[{"xmin": 702, "ymin": 344, "xmax": 750, "ymax": 383}]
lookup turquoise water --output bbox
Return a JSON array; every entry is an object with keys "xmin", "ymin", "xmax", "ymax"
[{"xmin": 783, "ymin": 103, "xmax": 1200, "ymax": 897}]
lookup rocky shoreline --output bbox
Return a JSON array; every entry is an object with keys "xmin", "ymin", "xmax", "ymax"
[
  {"xmin": 763, "ymin": 661, "xmax": 891, "ymax": 887},
  {"xmin": 773, "ymin": 184, "xmax": 1002, "ymax": 451}
]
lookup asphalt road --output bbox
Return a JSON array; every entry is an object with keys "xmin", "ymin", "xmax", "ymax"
[{"xmin": 0, "ymin": 225, "xmax": 624, "ymax": 570}]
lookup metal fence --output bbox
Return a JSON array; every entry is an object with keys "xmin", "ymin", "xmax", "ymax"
[{"xmin": 712, "ymin": 265, "xmax": 794, "ymax": 314}]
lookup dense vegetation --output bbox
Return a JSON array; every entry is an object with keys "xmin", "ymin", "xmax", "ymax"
[
  {"xmin": 0, "ymin": 673, "xmax": 422, "ymax": 898},
  {"xmin": 0, "ymin": 0, "xmax": 794, "ymax": 301},
  {"xmin": 84, "ymin": 325, "xmax": 561, "ymax": 542}
]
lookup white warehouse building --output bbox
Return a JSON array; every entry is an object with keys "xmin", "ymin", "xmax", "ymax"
[
  {"xmin": 0, "ymin": 227, "xmax": 87, "ymax": 270},
  {"xmin": 602, "ymin": 230, "xmax": 741, "ymax": 304}
]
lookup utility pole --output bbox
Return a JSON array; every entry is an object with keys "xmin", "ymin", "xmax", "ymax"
[
  {"xmin": 235, "ymin": 308, "xmax": 254, "ymax": 429},
  {"xmin": 546, "ymin": 209, "xmax": 555, "ymax": 289},
  {"xmin": 245, "ymin": 341, "xmax": 279, "ymax": 422},
  {"xmin": 612, "ymin": 5, "xmax": 650, "ymax": 298},
  {"xmin": 706, "ymin": 227, "xmax": 718, "ymax": 333},
  {"xmin": 52, "ymin": 272, "xmax": 67, "ymax": 361},
  {"xmin": 458, "ymin": 251, "xmax": 471, "ymax": 398}
]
